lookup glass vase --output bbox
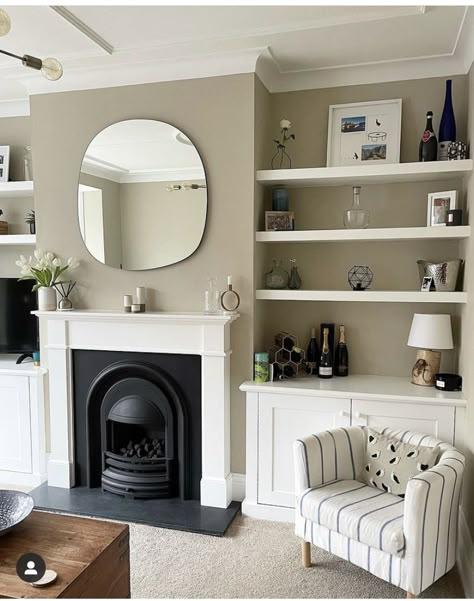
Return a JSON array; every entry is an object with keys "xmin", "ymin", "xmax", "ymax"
[
  {"xmin": 344, "ymin": 186, "xmax": 369, "ymax": 229},
  {"xmin": 288, "ymin": 259, "xmax": 302, "ymax": 289},
  {"xmin": 265, "ymin": 260, "xmax": 289, "ymax": 289},
  {"xmin": 204, "ymin": 277, "xmax": 221, "ymax": 313}
]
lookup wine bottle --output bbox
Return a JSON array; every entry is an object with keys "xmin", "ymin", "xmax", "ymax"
[
  {"xmin": 306, "ymin": 327, "xmax": 319, "ymax": 376},
  {"xmin": 419, "ymin": 111, "xmax": 437, "ymax": 162},
  {"xmin": 335, "ymin": 325, "xmax": 349, "ymax": 377},
  {"xmin": 318, "ymin": 327, "xmax": 333, "ymax": 379},
  {"xmin": 438, "ymin": 79, "xmax": 456, "ymax": 161}
]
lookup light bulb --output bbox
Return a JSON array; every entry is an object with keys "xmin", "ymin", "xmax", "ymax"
[
  {"xmin": 0, "ymin": 9, "xmax": 11, "ymax": 37},
  {"xmin": 41, "ymin": 57, "xmax": 63, "ymax": 81}
]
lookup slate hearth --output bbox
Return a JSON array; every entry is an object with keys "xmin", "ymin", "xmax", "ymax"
[{"xmin": 30, "ymin": 484, "xmax": 240, "ymax": 536}]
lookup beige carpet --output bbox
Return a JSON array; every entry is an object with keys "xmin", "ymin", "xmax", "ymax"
[{"xmin": 130, "ymin": 514, "xmax": 464, "ymax": 598}]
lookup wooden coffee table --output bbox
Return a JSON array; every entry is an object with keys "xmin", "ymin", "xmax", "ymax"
[{"xmin": 0, "ymin": 511, "xmax": 130, "ymax": 598}]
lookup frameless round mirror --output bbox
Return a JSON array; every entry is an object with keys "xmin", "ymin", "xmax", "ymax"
[{"xmin": 78, "ymin": 119, "xmax": 207, "ymax": 270}]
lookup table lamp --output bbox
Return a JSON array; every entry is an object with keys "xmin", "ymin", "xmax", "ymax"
[{"xmin": 407, "ymin": 313, "xmax": 453, "ymax": 386}]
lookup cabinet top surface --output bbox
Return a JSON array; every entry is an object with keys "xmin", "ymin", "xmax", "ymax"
[
  {"xmin": 0, "ymin": 355, "xmax": 46, "ymax": 377},
  {"xmin": 240, "ymin": 374, "xmax": 466, "ymax": 406}
]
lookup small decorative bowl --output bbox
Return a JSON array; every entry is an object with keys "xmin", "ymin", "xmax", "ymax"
[{"xmin": 0, "ymin": 490, "xmax": 34, "ymax": 536}]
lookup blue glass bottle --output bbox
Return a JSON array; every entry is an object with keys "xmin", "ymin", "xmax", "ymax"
[{"xmin": 438, "ymin": 79, "xmax": 456, "ymax": 161}]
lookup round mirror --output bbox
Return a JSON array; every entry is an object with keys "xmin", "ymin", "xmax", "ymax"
[{"xmin": 78, "ymin": 119, "xmax": 207, "ymax": 270}]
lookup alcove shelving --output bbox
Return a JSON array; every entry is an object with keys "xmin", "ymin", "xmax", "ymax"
[
  {"xmin": 256, "ymin": 289, "xmax": 468, "ymax": 303},
  {"xmin": 0, "ymin": 181, "xmax": 36, "ymax": 245}
]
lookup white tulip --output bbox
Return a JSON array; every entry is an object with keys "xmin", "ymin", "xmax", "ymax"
[
  {"xmin": 280, "ymin": 119, "xmax": 291, "ymax": 130},
  {"xmin": 34, "ymin": 249, "xmax": 43, "ymax": 261},
  {"xmin": 67, "ymin": 257, "xmax": 79, "ymax": 270},
  {"xmin": 52, "ymin": 257, "xmax": 62, "ymax": 267}
]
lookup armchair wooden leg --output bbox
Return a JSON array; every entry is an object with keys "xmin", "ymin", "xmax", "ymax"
[
  {"xmin": 302, "ymin": 541, "xmax": 311, "ymax": 567},
  {"xmin": 406, "ymin": 593, "xmax": 416, "ymax": 598}
]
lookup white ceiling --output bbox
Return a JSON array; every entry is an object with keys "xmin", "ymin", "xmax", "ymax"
[
  {"xmin": 81, "ymin": 119, "xmax": 205, "ymax": 183},
  {"xmin": 0, "ymin": 4, "xmax": 472, "ymax": 116}
]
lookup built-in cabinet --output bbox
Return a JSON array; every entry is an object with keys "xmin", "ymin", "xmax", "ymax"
[
  {"xmin": 0, "ymin": 358, "xmax": 47, "ymax": 487},
  {"xmin": 240, "ymin": 376, "xmax": 465, "ymax": 522}
]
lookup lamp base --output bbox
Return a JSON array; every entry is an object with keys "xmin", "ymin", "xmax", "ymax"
[{"xmin": 411, "ymin": 349, "xmax": 441, "ymax": 386}]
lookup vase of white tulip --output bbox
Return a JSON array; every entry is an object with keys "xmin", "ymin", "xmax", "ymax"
[{"xmin": 16, "ymin": 250, "xmax": 79, "ymax": 311}]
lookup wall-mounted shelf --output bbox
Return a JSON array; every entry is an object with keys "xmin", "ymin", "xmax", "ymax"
[
  {"xmin": 0, "ymin": 181, "xmax": 34, "ymax": 198},
  {"xmin": 256, "ymin": 159, "xmax": 473, "ymax": 188},
  {"xmin": 0, "ymin": 234, "xmax": 36, "ymax": 246},
  {"xmin": 256, "ymin": 289, "xmax": 468, "ymax": 304},
  {"xmin": 256, "ymin": 225, "xmax": 471, "ymax": 243}
]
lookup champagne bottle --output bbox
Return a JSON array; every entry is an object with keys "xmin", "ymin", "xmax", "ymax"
[
  {"xmin": 419, "ymin": 111, "xmax": 437, "ymax": 162},
  {"xmin": 335, "ymin": 325, "xmax": 349, "ymax": 377},
  {"xmin": 318, "ymin": 327, "xmax": 333, "ymax": 379},
  {"xmin": 306, "ymin": 327, "xmax": 319, "ymax": 376},
  {"xmin": 438, "ymin": 79, "xmax": 456, "ymax": 161}
]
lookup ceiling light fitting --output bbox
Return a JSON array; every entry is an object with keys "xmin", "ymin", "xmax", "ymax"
[{"xmin": 0, "ymin": 9, "xmax": 63, "ymax": 81}]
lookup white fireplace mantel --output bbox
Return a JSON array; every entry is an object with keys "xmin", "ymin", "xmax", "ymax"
[{"xmin": 34, "ymin": 309, "xmax": 239, "ymax": 509}]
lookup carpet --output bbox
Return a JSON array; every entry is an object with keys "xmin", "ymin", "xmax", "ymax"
[{"xmin": 130, "ymin": 514, "xmax": 464, "ymax": 598}]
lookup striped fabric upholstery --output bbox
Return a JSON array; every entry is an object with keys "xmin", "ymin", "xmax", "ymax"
[
  {"xmin": 299, "ymin": 479, "xmax": 405, "ymax": 556},
  {"xmin": 293, "ymin": 426, "xmax": 465, "ymax": 596},
  {"xmin": 294, "ymin": 427, "xmax": 365, "ymax": 494}
]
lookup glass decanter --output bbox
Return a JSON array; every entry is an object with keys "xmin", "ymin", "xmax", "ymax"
[
  {"xmin": 265, "ymin": 260, "xmax": 289, "ymax": 289},
  {"xmin": 288, "ymin": 259, "xmax": 302, "ymax": 290},
  {"xmin": 344, "ymin": 186, "xmax": 369, "ymax": 229},
  {"xmin": 204, "ymin": 277, "xmax": 221, "ymax": 313}
]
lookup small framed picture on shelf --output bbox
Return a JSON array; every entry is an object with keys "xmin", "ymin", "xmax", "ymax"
[
  {"xmin": 327, "ymin": 99, "xmax": 402, "ymax": 167},
  {"xmin": 0, "ymin": 146, "xmax": 10, "ymax": 183},
  {"xmin": 421, "ymin": 276, "xmax": 434, "ymax": 292},
  {"xmin": 427, "ymin": 190, "xmax": 457, "ymax": 226},
  {"xmin": 265, "ymin": 211, "xmax": 294, "ymax": 231}
]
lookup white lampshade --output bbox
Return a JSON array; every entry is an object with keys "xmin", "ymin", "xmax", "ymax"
[{"xmin": 407, "ymin": 314, "xmax": 453, "ymax": 350}]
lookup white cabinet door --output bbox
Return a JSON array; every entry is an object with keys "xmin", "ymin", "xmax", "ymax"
[
  {"xmin": 258, "ymin": 394, "xmax": 350, "ymax": 508},
  {"xmin": 351, "ymin": 399, "xmax": 455, "ymax": 444},
  {"xmin": 0, "ymin": 376, "xmax": 32, "ymax": 473}
]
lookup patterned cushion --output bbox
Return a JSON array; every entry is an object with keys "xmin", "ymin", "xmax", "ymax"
[
  {"xmin": 359, "ymin": 428, "xmax": 440, "ymax": 497},
  {"xmin": 298, "ymin": 479, "xmax": 405, "ymax": 557}
]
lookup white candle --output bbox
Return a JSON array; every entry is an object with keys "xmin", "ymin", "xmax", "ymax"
[
  {"xmin": 136, "ymin": 286, "xmax": 146, "ymax": 304},
  {"xmin": 227, "ymin": 275, "xmax": 232, "ymax": 286},
  {"xmin": 123, "ymin": 295, "xmax": 132, "ymax": 307}
]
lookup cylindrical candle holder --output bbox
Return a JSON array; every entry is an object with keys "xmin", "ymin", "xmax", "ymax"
[
  {"xmin": 123, "ymin": 294, "xmax": 132, "ymax": 313},
  {"xmin": 131, "ymin": 303, "xmax": 141, "ymax": 313},
  {"xmin": 136, "ymin": 286, "xmax": 146, "ymax": 312},
  {"xmin": 254, "ymin": 352, "xmax": 269, "ymax": 383}
]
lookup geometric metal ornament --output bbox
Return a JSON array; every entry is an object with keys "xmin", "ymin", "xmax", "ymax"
[{"xmin": 348, "ymin": 265, "xmax": 374, "ymax": 291}]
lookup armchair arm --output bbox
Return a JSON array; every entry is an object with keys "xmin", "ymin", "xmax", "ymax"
[
  {"xmin": 293, "ymin": 427, "xmax": 365, "ymax": 495},
  {"xmin": 403, "ymin": 450, "xmax": 464, "ymax": 595}
]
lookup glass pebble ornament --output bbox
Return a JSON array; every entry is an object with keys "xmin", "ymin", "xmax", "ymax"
[{"xmin": 348, "ymin": 265, "xmax": 373, "ymax": 291}]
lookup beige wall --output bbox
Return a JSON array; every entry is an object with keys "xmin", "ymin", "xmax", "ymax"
[
  {"xmin": 119, "ymin": 181, "xmax": 206, "ymax": 270},
  {"xmin": 459, "ymin": 65, "xmax": 474, "ymax": 541},
  {"xmin": 256, "ymin": 76, "xmax": 467, "ymax": 378},
  {"xmin": 31, "ymin": 74, "xmax": 256, "ymax": 474},
  {"xmin": 0, "ymin": 116, "xmax": 33, "ymax": 276}
]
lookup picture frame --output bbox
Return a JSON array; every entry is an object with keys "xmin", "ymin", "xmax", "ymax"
[
  {"xmin": 0, "ymin": 146, "xmax": 10, "ymax": 183},
  {"xmin": 327, "ymin": 99, "xmax": 402, "ymax": 167},
  {"xmin": 265, "ymin": 211, "xmax": 294, "ymax": 232},
  {"xmin": 421, "ymin": 276, "xmax": 434, "ymax": 292},
  {"xmin": 427, "ymin": 190, "xmax": 458, "ymax": 227}
]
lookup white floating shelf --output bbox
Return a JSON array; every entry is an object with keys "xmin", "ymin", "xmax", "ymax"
[
  {"xmin": 256, "ymin": 226, "xmax": 471, "ymax": 243},
  {"xmin": 0, "ymin": 181, "xmax": 34, "ymax": 198},
  {"xmin": 256, "ymin": 159, "xmax": 473, "ymax": 188},
  {"xmin": 0, "ymin": 234, "xmax": 36, "ymax": 246},
  {"xmin": 256, "ymin": 290, "xmax": 468, "ymax": 304}
]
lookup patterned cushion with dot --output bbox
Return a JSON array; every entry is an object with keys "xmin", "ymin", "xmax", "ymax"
[{"xmin": 359, "ymin": 428, "xmax": 440, "ymax": 497}]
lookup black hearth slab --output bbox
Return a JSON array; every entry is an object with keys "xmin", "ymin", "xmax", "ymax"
[{"xmin": 30, "ymin": 484, "xmax": 240, "ymax": 537}]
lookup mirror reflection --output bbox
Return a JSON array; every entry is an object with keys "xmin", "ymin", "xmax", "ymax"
[{"xmin": 78, "ymin": 119, "xmax": 207, "ymax": 270}]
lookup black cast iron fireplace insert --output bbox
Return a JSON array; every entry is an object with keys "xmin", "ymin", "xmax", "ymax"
[{"xmin": 73, "ymin": 351, "xmax": 201, "ymax": 501}]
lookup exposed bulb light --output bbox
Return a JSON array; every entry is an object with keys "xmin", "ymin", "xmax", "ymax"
[
  {"xmin": 166, "ymin": 183, "xmax": 207, "ymax": 192},
  {"xmin": 0, "ymin": 10, "xmax": 63, "ymax": 80},
  {"xmin": 0, "ymin": 9, "xmax": 11, "ymax": 36}
]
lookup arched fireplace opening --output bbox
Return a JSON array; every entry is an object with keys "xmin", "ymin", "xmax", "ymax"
[{"xmin": 85, "ymin": 361, "xmax": 190, "ymax": 500}]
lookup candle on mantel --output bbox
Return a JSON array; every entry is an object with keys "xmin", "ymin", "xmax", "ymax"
[
  {"xmin": 136, "ymin": 286, "xmax": 146, "ymax": 305},
  {"xmin": 227, "ymin": 275, "xmax": 232, "ymax": 287}
]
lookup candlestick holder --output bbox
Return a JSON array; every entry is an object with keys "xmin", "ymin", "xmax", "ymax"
[{"xmin": 220, "ymin": 275, "xmax": 240, "ymax": 314}]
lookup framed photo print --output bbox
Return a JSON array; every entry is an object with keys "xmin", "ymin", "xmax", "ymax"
[
  {"xmin": 0, "ymin": 146, "xmax": 10, "ymax": 183},
  {"xmin": 427, "ymin": 190, "xmax": 457, "ymax": 227},
  {"xmin": 327, "ymin": 99, "xmax": 402, "ymax": 167},
  {"xmin": 421, "ymin": 276, "xmax": 434, "ymax": 292},
  {"xmin": 265, "ymin": 211, "xmax": 294, "ymax": 231}
]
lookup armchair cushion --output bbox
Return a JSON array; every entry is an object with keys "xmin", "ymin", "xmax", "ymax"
[
  {"xmin": 299, "ymin": 479, "xmax": 405, "ymax": 557},
  {"xmin": 359, "ymin": 428, "xmax": 440, "ymax": 496}
]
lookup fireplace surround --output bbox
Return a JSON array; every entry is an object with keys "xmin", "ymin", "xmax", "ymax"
[{"xmin": 34, "ymin": 310, "xmax": 239, "ymax": 509}]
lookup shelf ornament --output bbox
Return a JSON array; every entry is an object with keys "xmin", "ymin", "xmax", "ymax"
[{"xmin": 271, "ymin": 119, "xmax": 295, "ymax": 169}]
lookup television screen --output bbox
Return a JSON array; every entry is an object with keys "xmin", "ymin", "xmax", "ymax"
[{"xmin": 0, "ymin": 279, "xmax": 38, "ymax": 354}]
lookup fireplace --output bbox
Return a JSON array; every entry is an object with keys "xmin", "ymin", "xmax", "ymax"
[{"xmin": 74, "ymin": 350, "xmax": 201, "ymax": 500}]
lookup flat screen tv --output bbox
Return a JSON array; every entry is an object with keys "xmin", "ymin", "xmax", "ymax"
[{"xmin": 0, "ymin": 278, "xmax": 38, "ymax": 355}]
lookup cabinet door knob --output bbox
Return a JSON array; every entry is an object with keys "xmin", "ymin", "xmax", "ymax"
[
  {"xmin": 354, "ymin": 411, "xmax": 368, "ymax": 420},
  {"xmin": 339, "ymin": 410, "xmax": 350, "ymax": 417}
]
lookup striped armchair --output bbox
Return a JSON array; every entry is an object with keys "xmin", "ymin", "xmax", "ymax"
[{"xmin": 293, "ymin": 427, "xmax": 464, "ymax": 598}]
